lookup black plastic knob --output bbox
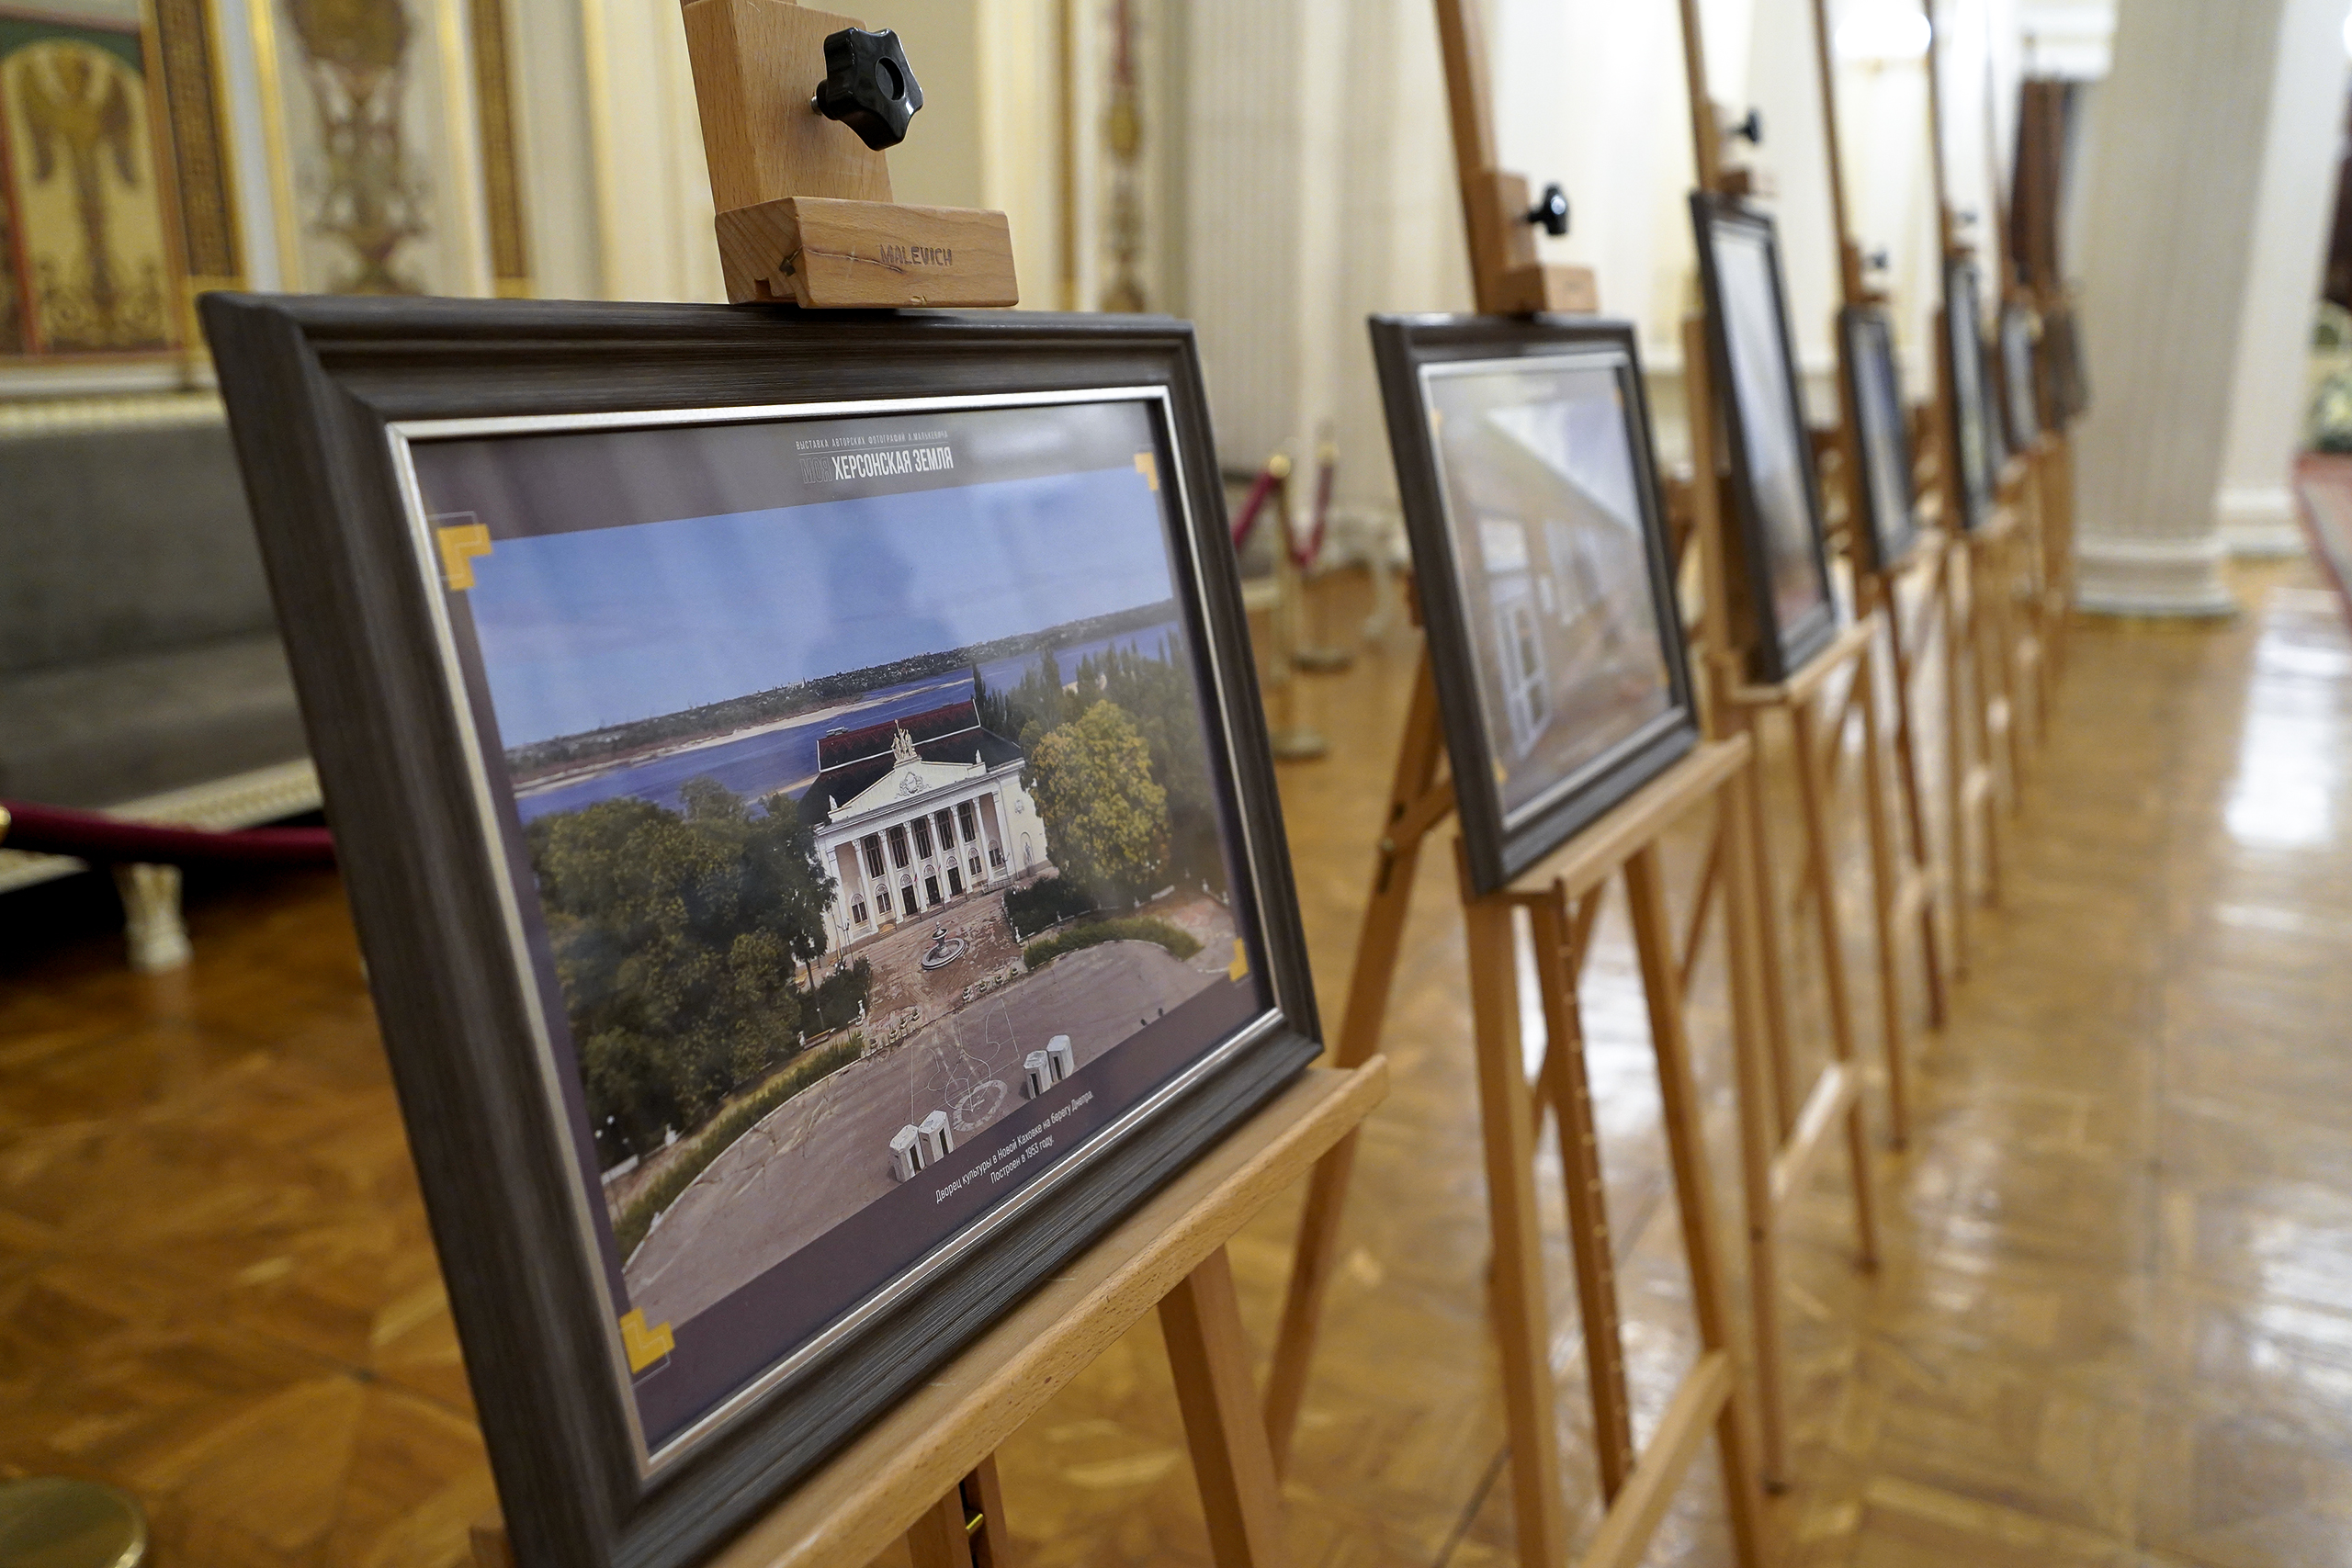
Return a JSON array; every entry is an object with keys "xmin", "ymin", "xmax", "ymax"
[
  {"xmin": 1729, "ymin": 107, "xmax": 1764, "ymax": 145},
  {"xmin": 813, "ymin": 27, "xmax": 922, "ymax": 151},
  {"xmin": 1523, "ymin": 183, "xmax": 1571, "ymax": 238}
]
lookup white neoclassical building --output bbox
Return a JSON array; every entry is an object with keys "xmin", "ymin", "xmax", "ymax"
[{"xmin": 802, "ymin": 697, "xmax": 1049, "ymax": 956}]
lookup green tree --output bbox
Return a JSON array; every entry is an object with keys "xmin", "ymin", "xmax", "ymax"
[
  {"xmin": 1024, "ymin": 701, "xmax": 1170, "ymax": 905},
  {"xmin": 1061, "ymin": 639, "xmax": 1225, "ymax": 897},
  {"xmin": 526, "ymin": 780, "xmax": 836, "ymax": 1158}
]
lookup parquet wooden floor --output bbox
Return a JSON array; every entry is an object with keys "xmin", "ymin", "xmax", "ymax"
[{"xmin": 5, "ymin": 561, "xmax": 2348, "ymax": 1568}]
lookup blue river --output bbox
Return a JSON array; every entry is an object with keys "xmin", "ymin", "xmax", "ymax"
[{"xmin": 509, "ymin": 626, "xmax": 1180, "ymax": 823}]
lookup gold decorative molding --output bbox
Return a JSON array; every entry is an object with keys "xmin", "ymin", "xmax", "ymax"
[
  {"xmin": 469, "ymin": 0, "xmax": 530, "ymax": 296},
  {"xmin": 144, "ymin": 0, "xmax": 242, "ymax": 290}
]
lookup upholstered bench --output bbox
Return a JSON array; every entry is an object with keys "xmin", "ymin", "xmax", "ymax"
[{"xmin": 0, "ymin": 402, "xmax": 317, "ymax": 968}]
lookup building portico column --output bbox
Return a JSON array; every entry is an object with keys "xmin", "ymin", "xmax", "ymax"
[{"xmin": 2070, "ymin": 0, "xmax": 2326, "ymax": 614}]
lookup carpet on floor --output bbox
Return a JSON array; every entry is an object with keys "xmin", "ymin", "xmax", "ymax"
[{"xmin": 2296, "ymin": 451, "xmax": 2352, "ymax": 624}]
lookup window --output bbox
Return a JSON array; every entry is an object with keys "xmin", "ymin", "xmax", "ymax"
[
  {"xmin": 851, "ymin": 900, "xmax": 867, "ymax": 925},
  {"xmin": 957, "ymin": 801, "xmax": 977, "ymax": 841},
  {"xmin": 947, "ymin": 865, "xmax": 964, "ymax": 896},
  {"xmin": 968, "ymin": 855, "xmax": 982, "ymax": 880},
  {"xmin": 989, "ymin": 845, "xmax": 1004, "ymax": 870},
  {"xmin": 936, "ymin": 810, "xmax": 956, "ymax": 852},
  {"xmin": 912, "ymin": 817, "xmax": 933, "ymax": 857},
  {"xmin": 876, "ymin": 886, "xmax": 891, "ymax": 914},
  {"xmin": 888, "ymin": 825, "xmax": 910, "ymax": 868},
  {"xmin": 862, "ymin": 835, "xmax": 885, "ymax": 878},
  {"xmin": 924, "ymin": 875, "xmax": 942, "ymax": 907}
]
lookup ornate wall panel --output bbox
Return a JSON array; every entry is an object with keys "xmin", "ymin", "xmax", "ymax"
[{"xmin": 0, "ymin": 4, "xmax": 180, "ymax": 355}]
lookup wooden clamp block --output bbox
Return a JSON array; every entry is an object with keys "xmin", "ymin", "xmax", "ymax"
[
  {"xmin": 1463, "ymin": 169, "xmax": 1598, "ymax": 315},
  {"xmin": 681, "ymin": 0, "xmax": 1019, "ymax": 308}
]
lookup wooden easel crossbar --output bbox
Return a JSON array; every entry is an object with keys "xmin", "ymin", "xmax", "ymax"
[{"xmin": 472, "ymin": 1062, "xmax": 1389, "ymax": 1568}]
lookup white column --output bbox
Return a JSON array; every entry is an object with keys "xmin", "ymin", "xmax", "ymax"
[
  {"xmin": 2070, "ymin": 0, "xmax": 2300, "ymax": 614},
  {"xmin": 2214, "ymin": 0, "xmax": 2348, "ymax": 558}
]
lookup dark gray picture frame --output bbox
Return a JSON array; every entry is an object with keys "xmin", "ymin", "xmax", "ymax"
[
  {"xmin": 1368, "ymin": 312, "xmax": 1702, "ymax": 895},
  {"xmin": 1690, "ymin": 193, "xmax": 1841, "ymax": 682},
  {"xmin": 1942, "ymin": 258, "xmax": 1999, "ymax": 534},
  {"xmin": 198, "ymin": 295, "xmax": 1323, "ymax": 1568},
  {"xmin": 1838, "ymin": 304, "xmax": 1920, "ymax": 574},
  {"xmin": 1997, "ymin": 302, "xmax": 2041, "ymax": 453}
]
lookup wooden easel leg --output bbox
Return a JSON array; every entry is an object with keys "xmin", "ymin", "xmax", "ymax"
[
  {"xmin": 1735, "ymin": 710, "xmax": 1799, "ymax": 1137},
  {"xmin": 1623, "ymin": 841, "xmax": 1765, "ymax": 1563},
  {"xmin": 1462, "ymin": 882, "xmax": 1573, "ymax": 1567},
  {"xmin": 907, "ymin": 1479, "xmax": 977, "ymax": 1568},
  {"xmin": 1677, "ymin": 827, "xmax": 1724, "ymax": 1000},
  {"xmin": 1265, "ymin": 657, "xmax": 1446, "ymax": 1470},
  {"xmin": 1993, "ymin": 530, "xmax": 2031, "ymax": 805},
  {"xmin": 962, "ymin": 1457, "xmax": 1012, "ymax": 1568},
  {"xmin": 1529, "ymin": 892, "xmax": 1635, "ymax": 1499},
  {"xmin": 1968, "ymin": 550, "xmax": 2009, "ymax": 908},
  {"xmin": 1789, "ymin": 694, "xmax": 1882, "ymax": 1269},
  {"xmin": 906, "ymin": 1458, "xmax": 1012, "ymax": 1568},
  {"xmin": 1161, "ymin": 1247, "xmax": 1289, "ymax": 1568},
  {"xmin": 1882, "ymin": 575, "xmax": 1950, "ymax": 1031},
  {"xmin": 1856, "ymin": 625, "xmax": 1913, "ymax": 1147},
  {"xmin": 1713, "ymin": 770, "xmax": 1789, "ymax": 1493},
  {"xmin": 1940, "ymin": 551, "xmax": 1973, "ymax": 979}
]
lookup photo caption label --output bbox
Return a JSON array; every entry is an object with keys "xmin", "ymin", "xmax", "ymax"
[{"xmin": 933, "ymin": 1091, "xmax": 1096, "ymax": 1203}]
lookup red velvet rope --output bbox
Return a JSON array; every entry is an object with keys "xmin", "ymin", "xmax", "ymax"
[
  {"xmin": 1293, "ymin": 447, "xmax": 1336, "ymax": 570},
  {"xmin": 0, "ymin": 801, "xmax": 336, "ymax": 865},
  {"xmin": 1228, "ymin": 464, "xmax": 1282, "ymax": 550}
]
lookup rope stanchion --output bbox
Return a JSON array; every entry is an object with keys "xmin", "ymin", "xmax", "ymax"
[
  {"xmin": 1228, "ymin": 453, "xmax": 1292, "ymax": 550},
  {"xmin": 0, "ymin": 800, "xmax": 335, "ymax": 866}
]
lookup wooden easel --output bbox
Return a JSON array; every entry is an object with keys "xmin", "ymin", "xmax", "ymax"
[
  {"xmin": 1979, "ymin": 32, "xmax": 2062, "ymax": 746},
  {"xmin": 1454, "ymin": 747, "xmax": 1766, "ymax": 1567},
  {"xmin": 1799, "ymin": 0, "xmax": 1951, "ymax": 1141},
  {"xmin": 1668, "ymin": 3, "xmax": 1894, "ymax": 1488},
  {"xmin": 1920, "ymin": 0, "xmax": 2018, "ymax": 975},
  {"xmin": 472, "ymin": 1064, "xmax": 1389, "ymax": 1568},
  {"xmin": 472, "ymin": 11, "xmax": 1388, "ymax": 1565}
]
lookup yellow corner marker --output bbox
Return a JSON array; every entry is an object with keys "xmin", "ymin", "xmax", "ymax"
[
  {"xmin": 1134, "ymin": 451, "xmax": 1159, "ymax": 491},
  {"xmin": 619, "ymin": 1309, "xmax": 674, "ymax": 1372},
  {"xmin": 436, "ymin": 522, "xmax": 493, "ymax": 591},
  {"xmin": 1227, "ymin": 939, "xmax": 1249, "ymax": 983}
]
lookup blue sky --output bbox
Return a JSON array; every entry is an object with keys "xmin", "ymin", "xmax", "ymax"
[{"xmin": 468, "ymin": 466, "xmax": 1174, "ymax": 745}]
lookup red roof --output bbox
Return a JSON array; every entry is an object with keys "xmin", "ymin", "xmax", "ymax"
[{"xmin": 816, "ymin": 699, "xmax": 979, "ymax": 770}]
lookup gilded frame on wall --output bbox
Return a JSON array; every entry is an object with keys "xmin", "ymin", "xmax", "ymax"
[{"xmin": 0, "ymin": 0, "xmax": 182, "ymax": 357}]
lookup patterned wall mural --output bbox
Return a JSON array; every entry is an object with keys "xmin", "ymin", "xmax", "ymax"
[
  {"xmin": 0, "ymin": 8, "xmax": 177, "ymax": 355},
  {"xmin": 252, "ymin": 0, "xmax": 529, "ymax": 297}
]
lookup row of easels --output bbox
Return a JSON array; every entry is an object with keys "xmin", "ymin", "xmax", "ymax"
[{"xmin": 1259, "ymin": 6, "xmax": 2083, "ymax": 1566}]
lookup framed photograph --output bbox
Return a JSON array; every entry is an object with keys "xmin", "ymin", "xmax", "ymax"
[
  {"xmin": 1996, "ymin": 302, "xmax": 2041, "ymax": 453},
  {"xmin": 2040, "ymin": 299, "xmax": 2089, "ymax": 428},
  {"xmin": 1837, "ymin": 305, "xmax": 1919, "ymax": 574},
  {"xmin": 199, "ymin": 296, "xmax": 1321, "ymax": 1568},
  {"xmin": 1941, "ymin": 258, "xmax": 1999, "ymax": 533},
  {"xmin": 1369, "ymin": 313, "xmax": 1701, "ymax": 894},
  {"xmin": 1690, "ymin": 193, "xmax": 1840, "ymax": 682}
]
